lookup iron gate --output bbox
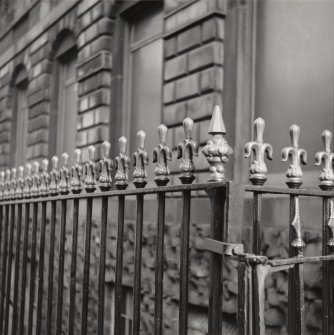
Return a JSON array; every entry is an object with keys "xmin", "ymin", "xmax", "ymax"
[{"xmin": 0, "ymin": 105, "xmax": 333, "ymax": 335}]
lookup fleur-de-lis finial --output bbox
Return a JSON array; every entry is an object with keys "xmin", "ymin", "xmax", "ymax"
[
  {"xmin": 39, "ymin": 159, "xmax": 49, "ymax": 197},
  {"xmin": 31, "ymin": 161, "xmax": 41, "ymax": 198},
  {"xmin": 4, "ymin": 169, "xmax": 11, "ymax": 200},
  {"xmin": 49, "ymin": 156, "xmax": 60, "ymax": 196},
  {"xmin": 177, "ymin": 117, "xmax": 199, "ymax": 184},
  {"xmin": 84, "ymin": 145, "xmax": 97, "ymax": 193},
  {"xmin": 99, "ymin": 141, "xmax": 113, "ymax": 191},
  {"xmin": 153, "ymin": 124, "xmax": 172, "ymax": 186},
  {"xmin": 133, "ymin": 131, "xmax": 149, "ymax": 188},
  {"xmin": 282, "ymin": 124, "xmax": 307, "ymax": 189},
  {"xmin": 71, "ymin": 149, "xmax": 83, "ymax": 194},
  {"xmin": 59, "ymin": 153, "xmax": 70, "ymax": 195},
  {"xmin": 16, "ymin": 166, "xmax": 25, "ymax": 199},
  {"xmin": 24, "ymin": 164, "xmax": 33, "ymax": 198},
  {"xmin": 115, "ymin": 136, "xmax": 130, "ymax": 190},
  {"xmin": 202, "ymin": 106, "xmax": 233, "ymax": 182},
  {"xmin": 0, "ymin": 171, "xmax": 4, "ymax": 200},
  {"xmin": 315, "ymin": 130, "xmax": 334, "ymax": 191},
  {"xmin": 10, "ymin": 168, "xmax": 17, "ymax": 200},
  {"xmin": 244, "ymin": 117, "xmax": 273, "ymax": 185}
]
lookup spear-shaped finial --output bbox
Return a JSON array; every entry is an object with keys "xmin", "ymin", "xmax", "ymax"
[
  {"xmin": 244, "ymin": 117, "xmax": 273, "ymax": 185},
  {"xmin": 39, "ymin": 159, "xmax": 49, "ymax": 197},
  {"xmin": 177, "ymin": 117, "xmax": 199, "ymax": 184},
  {"xmin": 133, "ymin": 131, "xmax": 149, "ymax": 188},
  {"xmin": 115, "ymin": 136, "xmax": 130, "ymax": 190},
  {"xmin": 49, "ymin": 156, "xmax": 60, "ymax": 196},
  {"xmin": 10, "ymin": 168, "xmax": 17, "ymax": 200},
  {"xmin": 99, "ymin": 141, "xmax": 113, "ymax": 191},
  {"xmin": 71, "ymin": 149, "xmax": 83, "ymax": 194},
  {"xmin": 83, "ymin": 145, "xmax": 97, "ymax": 193},
  {"xmin": 0, "ymin": 171, "xmax": 4, "ymax": 200},
  {"xmin": 24, "ymin": 164, "xmax": 33, "ymax": 198},
  {"xmin": 315, "ymin": 130, "xmax": 334, "ymax": 191},
  {"xmin": 16, "ymin": 166, "xmax": 25, "ymax": 199},
  {"xmin": 282, "ymin": 124, "xmax": 307, "ymax": 189},
  {"xmin": 59, "ymin": 153, "xmax": 70, "ymax": 194},
  {"xmin": 4, "ymin": 169, "xmax": 11, "ymax": 200},
  {"xmin": 202, "ymin": 106, "xmax": 233, "ymax": 182},
  {"xmin": 31, "ymin": 161, "xmax": 41, "ymax": 198},
  {"xmin": 153, "ymin": 124, "xmax": 172, "ymax": 186}
]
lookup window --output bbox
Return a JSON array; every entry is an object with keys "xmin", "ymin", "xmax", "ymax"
[
  {"xmin": 123, "ymin": 4, "xmax": 163, "ymax": 179},
  {"xmin": 254, "ymin": 0, "xmax": 334, "ymax": 183},
  {"xmin": 50, "ymin": 31, "xmax": 77, "ymax": 164},
  {"xmin": 11, "ymin": 66, "xmax": 29, "ymax": 166}
]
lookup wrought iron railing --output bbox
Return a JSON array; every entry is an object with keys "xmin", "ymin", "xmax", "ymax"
[{"xmin": 1, "ymin": 104, "xmax": 334, "ymax": 335}]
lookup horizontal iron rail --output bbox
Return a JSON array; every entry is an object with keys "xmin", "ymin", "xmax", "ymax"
[
  {"xmin": 245, "ymin": 184, "xmax": 334, "ymax": 197},
  {"xmin": 0, "ymin": 182, "xmax": 225, "ymax": 204}
]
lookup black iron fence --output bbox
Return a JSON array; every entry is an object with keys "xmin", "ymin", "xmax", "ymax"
[{"xmin": 0, "ymin": 105, "xmax": 333, "ymax": 335}]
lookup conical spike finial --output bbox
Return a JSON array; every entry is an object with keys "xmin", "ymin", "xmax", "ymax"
[
  {"xmin": 244, "ymin": 118, "xmax": 273, "ymax": 185},
  {"xmin": 84, "ymin": 146, "xmax": 97, "ymax": 193},
  {"xmin": 315, "ymin": 130, "xmax": 334, "ymax": 190},
  {"xmin": 208, "ymin": 105, "xmax": 226, "ymax": 135},
  {"xmin": 115, "ymin": 136, "xmax": 130, "ymax": 190},
  {"xmin": 133, "ymin": 130, "xmax": 149, "ymax": 188},
  {"xmin": 99, "ymin": 141, "xmax": 113, "ymax": 191},
  {"xmin": 202, "ymin": 106, "xmax": 232, "ymax": 182},
  {"xmin": 71, "ymin": 149, "xmax": 83, "ymax": 194},
  {"xmin": 282, "ymin": 124, "xmax": 307, "ymax": 188}
]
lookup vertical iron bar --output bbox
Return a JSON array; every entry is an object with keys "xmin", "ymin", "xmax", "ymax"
[
  {"xmin": 27, "ymin": 202, "xmax": 39, "ymax": 335},
  {"xmin": 18, "ymin": 203, "xmax": 30, "ymax": 335},
  {"xmin": 4, "ymin": 204, "xmax": 16, "ymax": 335},
  {"xmin": 11, "ymin": 203, "xmax": 22, "ymax": 335},
  {"xmin": 97, "ymin": 196, "xmax": 108, "ymax": 335},
  {"xmin": 154, "ymin": 192, "xmax": 166, "ymax": 335},
  {"xmin": 133, "ymin": 194, "xmax": 144, "ymax": 335},
  {"xmin": 45, "ymin": 200, "xmax": 57, "ymax": 335},
  {"xmin": 253, "ymin": 192, "xmax": 262, "ymax": 255},
  {"xmin": 80, "ymin": 197, "xmax": 93, "ymax": 335},
  {"xmin": 322, "ymin": 197, "xmax": 330, "ymax": 335},
  {"xmin": 207, "ymin": 187, "xmax": 226, "ymax": 335},
  {"xmin": 68, "ymin": 198, "xmax": 79, "ymax": 335},
  {"xmin": 0, "ymin": 205, "xmax": 10, "ymax": 334},
  {"xmin": 114, "ymin": 195, "xmax": 125, "ymax": 335},
  {"xmin": 55, "ymin": 200, "xmax": 67, "ymax": 335},
  {"xmin": 288, "ymin": 195, "xmax": 305, "ymax": 335},
  {"xmin": 35, "ymin": 202, "xmax": 47, "ymax": 335},
  {"xmin": 178, "ymin": 190, "xmax": 191, "ymax": 335}
]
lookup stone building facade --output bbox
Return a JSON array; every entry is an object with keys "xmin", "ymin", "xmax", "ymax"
[{"xmin": 0, "ymin": 0, "xmax": 333, "ymax": 334}]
